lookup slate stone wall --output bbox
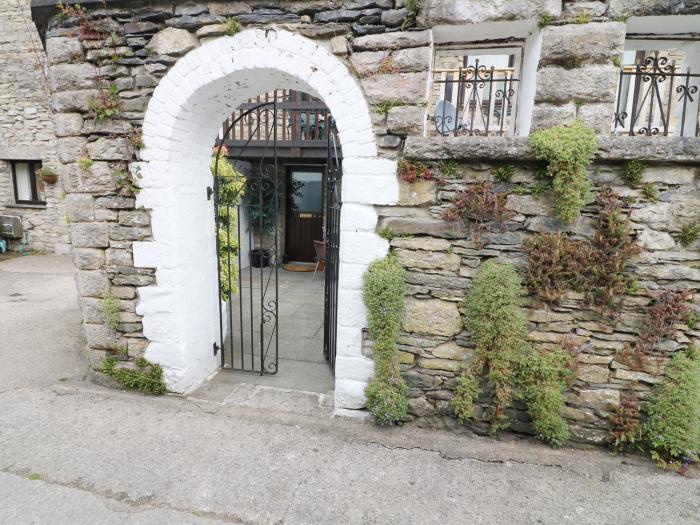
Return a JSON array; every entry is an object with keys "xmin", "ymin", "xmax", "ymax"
[
  {"xmin": 35, "ymin": 0, "xmax": 700, "ymax": 444},
  {"xmin": 0, "ymin": 0, "xmax": 68, "ymax": 253}
]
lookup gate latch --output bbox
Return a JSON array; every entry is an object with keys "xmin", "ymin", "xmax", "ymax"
[
  {"xmin": 213, "ymin": 342, "xmax": 220, "ymax": 355},
  {"xmin": 207, "ymin": 186, "xmax": 214, "ymax": 200}
]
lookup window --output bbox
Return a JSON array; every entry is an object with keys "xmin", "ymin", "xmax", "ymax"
[
  {"xmin": 613, "ymin": 43, "xmax": 700, "ymax": 137},
  {"xmin": 11, "ymin": 160, "xmax": 45, "ymax": 205},
  {"xmin": 428, "ymin": 45, "xmax": 522, "ymax": 137}
]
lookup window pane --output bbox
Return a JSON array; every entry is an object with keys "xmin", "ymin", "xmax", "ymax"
[
  {"xmin": 290, "ymin": 171, "xmax": 322, "ymax": 213},
  {"xmin": 14, "ymin": 162, "xmax": 32, "ymax": 201}
]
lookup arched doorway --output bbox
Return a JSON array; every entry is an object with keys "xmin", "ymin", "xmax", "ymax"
[
  {"xmin": 134, "ymin": 29, "xmax": 399, "ymax": 412},
  {"xmin": 211, "ymin": 92, "xmax": 341, "ymax": 391}
]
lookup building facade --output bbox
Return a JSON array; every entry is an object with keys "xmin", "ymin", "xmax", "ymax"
[
  {"xmin": 0, "ymin": 0, "xmax": 68, "ymax": 253},
  {"xmin": 30, "ymin": 0, "xmax": 699, "ymax": 445}
]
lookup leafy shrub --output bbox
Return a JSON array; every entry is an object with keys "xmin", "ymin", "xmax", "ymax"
[
  {"xmin": 375, "ymin": 101, "xmax": 400, "ymax": 116},
  {"xmin": 454, "ymin": 261, "xmax": 572, "ymax": 445},
  {"xmin": 212, "ymin": 156, "xmax": 246, "ymax": 301},
  {"xmin": 678, "ymin": 224, "xmax": 699, "ymax": 247},
  {"xmin": 528, "ymin": 121, "xmax": 597, "ymax": 223},
  {"xmin": 78, "ymin": 157, "xmax": 93, "ymax": 170},
  {"xmin": 609, "ymin": 387, "xmax": 642, "ymax": 452},
  {"xmin": 363, "ymin": 255, "xmax": 409, "ymax": 425},
  {"xmin": 438, "ymin": 160, "xmax": 459, "ymax": 179},
  {"xmin": 88, "ymin": 84, "xmax": 121, "ymax": 121},
  {"xmin": 641, "ymin": 182, "xmax": 659, "ymax": 202},
  {"xmin": 397, "ymin": 159, "xmax": 437, "ymax": 183},
  {"xmin": 622, "ymin": 159, "xmax": 644, "ymax": 189},
  {"xmin": 102, "ymin": 356, "xmax": 167, "ymax": 395},
  {"xmin": 113, "ymin": 168, "xmax": 140, "ymax": 194},
  {"xmin": 644, "ymin": 346, "xmax": 700, "ymax": 471},
  {"xmin": 101, "ymin": 294, "xmax": 120, "ymax": 331},
  {"xmin": 523, "ymin": 189, "xmax": 638, "ymax": 310},
  {"xmin": 636, "ymin": 289, "xmax": 691, "ymax": 356},
  {"xmin": 224, "ymin": 17, "xmax": 241, "ymax": 36},
  {"xmin": 442, "ymin": 181, "xmax": 511, "ymax": 248},
  {"xmin": 492, "ymin": 165, "xmax": 515, "ymax": 183},
  {"xmin": 454, "ymin": 261, "xmax": 528, "ymax": 430},
  {"xmin": 517, "ymin": 346, "xmax": 573, "ymax": 447}
]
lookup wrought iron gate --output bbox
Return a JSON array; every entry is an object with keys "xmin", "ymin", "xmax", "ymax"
[
  {"xmin": 323, "ymin": 118, "xmax": 342, "ymax": 374},
  {"xmin": 211, "ymin": 101, "xmax": 342, "ymax": 375}
]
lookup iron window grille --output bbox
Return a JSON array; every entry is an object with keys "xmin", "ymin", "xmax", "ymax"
[
  {"xmin": 10, "ymin": 160, "xmax": 45, "ymax": 206},
  {"xmin": 613, "ymin": 52, "xmax": 700, "ymax": 137},
  {"xmin": 429, "ymin": 49, "xmax": 521, "ymax": 137}
]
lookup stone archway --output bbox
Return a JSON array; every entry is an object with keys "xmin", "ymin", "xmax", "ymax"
[{"xmin": 134, "ymin": 28, "xmax": 398, "ymax": 411}]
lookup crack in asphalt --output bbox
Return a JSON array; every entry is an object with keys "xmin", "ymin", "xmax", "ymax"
[
  {"xmin": 363, "ymin": 440, "xmax": 589, "ymax": 474},
  {"xmin": 1, "ymin": 467, "xmax": 251, "ymax": 525}
]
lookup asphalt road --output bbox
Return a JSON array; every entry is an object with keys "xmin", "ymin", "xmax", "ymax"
[{"xmin": 0, "ymin": 255, "xmax": 698, "ymax": 524}]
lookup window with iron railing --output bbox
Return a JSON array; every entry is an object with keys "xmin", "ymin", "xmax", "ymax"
[
  {"xmin": 613, "ymin": 49, "xmax": 700, "ymax": 137},
  {"xmin": 428, "ymin": 47, "xmax": 522, "ymax": 137}
]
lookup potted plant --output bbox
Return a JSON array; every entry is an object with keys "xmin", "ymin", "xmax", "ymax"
[
  {"xmin": 250, "ymin": 248, "xmax": 270, "ymax": 268},
  {"xmin": 37, "ymin": 166, "xmax": 58, "ymax": 184}
]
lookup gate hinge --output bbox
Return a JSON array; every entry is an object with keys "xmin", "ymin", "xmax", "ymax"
[
  {"xmin": 207, "ymin": 186, "xmax": 214, "ymax": 200},
  {"xmin": 213, "ymin": 342, "xmax": 220, "ymax": 356}
]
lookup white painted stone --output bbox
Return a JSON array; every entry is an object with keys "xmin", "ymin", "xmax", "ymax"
[
  {"xmin": 137, "ymin": 29, "xmax": 393, "ymax": 405},
  {"xmin": 334, "ymin": 378, "xmax": 367, "ymax": 409}
]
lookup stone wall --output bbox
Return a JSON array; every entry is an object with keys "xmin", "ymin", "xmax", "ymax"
[
  {"xmin": 384, "ymin": 139, "xmax": 699, "ymax": 443},
  {"xmin": 0, "ymin": 0, "xmax": 68, "ymax": 253},
  {"xmin": 33, "ymin": 0, "xmax": 700, "ymax": 444}
]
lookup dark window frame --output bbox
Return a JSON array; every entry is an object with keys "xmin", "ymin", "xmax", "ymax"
[{"xmin": 10, "ymin": 160, "xmax": 45, "ymax": 206}]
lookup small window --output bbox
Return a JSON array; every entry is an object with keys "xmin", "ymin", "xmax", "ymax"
[
  {"xmin": 429, "ymin": 45, "xmax": 522, "ymax": 137},
  {"xmin": 11, "ymin": 160, "xmax": 45, "ymax": 205}
]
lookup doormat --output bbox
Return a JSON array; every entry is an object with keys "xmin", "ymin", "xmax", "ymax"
[{"xmin": 282, "ymin": 264, "xmax": 315, "ymax": 272}]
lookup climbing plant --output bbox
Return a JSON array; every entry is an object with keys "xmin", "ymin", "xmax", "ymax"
[
  {"xmin": 212, "ymin": 155, "xmax": 246, "ymax": 301},
  {"xmin": 528, "ymin": 121, "xmax": 598, "ymax": 223},
  {"xmin": 453, "ymin": 261, "xmax": 572, "ymax": 446},
  {"xmin": 644, "ymin": 346, "xmax": 700, "ymax": 473},
  {"xmin": 363, "ymin": 255, "xmax": 409, "ymax": 425}
]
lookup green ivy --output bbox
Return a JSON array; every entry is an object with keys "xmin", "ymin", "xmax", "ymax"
[
  {"xmin": 453, "ymin": 261, "xmax": 571, "ymax": 446},
  {"xmin": 528, "ymin": 121, "xmax": 598, "ymax": 223},
  {"xmin": 644, "ymin": 346, "xmax": 700, "ymax": 470},
  {"xmin": 363, "ymin": 255, "xmax": 409, "ymax": 425},
  {"xmin": 102, "ymin": 356, "xmax": 167, "ymax": 395}
]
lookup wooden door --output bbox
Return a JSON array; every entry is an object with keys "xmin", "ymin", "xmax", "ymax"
[{"xmin": 285, "ymin": 167, "xmax": 324, "ymax": 263}]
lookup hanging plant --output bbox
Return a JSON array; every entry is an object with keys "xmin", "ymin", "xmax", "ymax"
[
  {"xmin": 528, "ymin": 121, "xmax": 598, "ymax": 223},
  {"xmin": 363, "ymin": 255, "xmax": 409, "ymax": 425},
  {"xmin": 37, "ymin": 167, "xmax": 58, "ymax": 185}
]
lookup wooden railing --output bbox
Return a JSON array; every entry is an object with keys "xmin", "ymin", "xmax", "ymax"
[{"xmin": 220, "ymin": 90, "xmax": 331, "ymax": 145}]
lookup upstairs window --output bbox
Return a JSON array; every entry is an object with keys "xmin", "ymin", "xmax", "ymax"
[
  {"xmin": 11, "ymin": 160, "xmax": 45, "ymax": 205},
  {"xmin": 428, "ymin": 46, "xmax": 522, "ymax": 137},
  {"xmin": 614, "ymin": 45, "xmax": 700, "ymax": 137}
]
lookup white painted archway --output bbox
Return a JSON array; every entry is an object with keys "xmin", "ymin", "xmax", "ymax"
[{"xmin": 133, "ymin": 29, "xmax": 398, "ymax": 411}]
